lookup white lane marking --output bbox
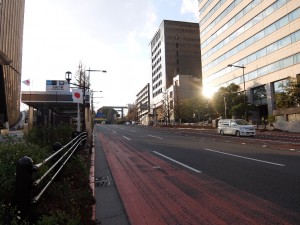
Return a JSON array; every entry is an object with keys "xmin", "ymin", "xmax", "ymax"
[
  {"xmin": 130, "ymin": 130, "xmax": 136, "ymax": 133},
  {"xmin": 153, "ymin": 151, "xmax": 202, "ymax": 173},
  {"xmin": 148, "ymin": 135, "xmax": 163, "ymax": 139},
  {"xmin": 203, "ymin": 148, "xmax": 285, "ymax": 167},
  {"xmin": 122, "ymin": 135, "xmax": 131, "ymax": 141}
]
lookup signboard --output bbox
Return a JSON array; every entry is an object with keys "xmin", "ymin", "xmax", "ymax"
[
  {"xmin": 95, "ymin": 112, "xmax": 104, "ymax": 118},
  {"xmin": 46, "ymin": 80, "xmax": 70, "ymax": 92}
]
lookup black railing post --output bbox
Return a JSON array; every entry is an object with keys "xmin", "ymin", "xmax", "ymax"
[
  {"xmin": 52, "ymin": 142, "xmax": 62, "ymax": 152},
  {"xmin": 72, "ymin": 131, "xmax": 80, "ymax": 139},
  {"xmin": 82, "ymin": 131, "xmax": 87, "ymax": 147},
  {"xmin": 15, "ymin": 156, "xmax": 34, "ymax": 220}
]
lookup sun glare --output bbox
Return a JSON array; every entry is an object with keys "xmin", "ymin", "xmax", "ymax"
[{"xmin": 202, "ymin": 86, "xmax": 216, "ymax": 98}]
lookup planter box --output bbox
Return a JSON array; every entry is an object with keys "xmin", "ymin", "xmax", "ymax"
[{"xmin": 1, "ymin": 129, "xmax": 9, "ymax": 135}]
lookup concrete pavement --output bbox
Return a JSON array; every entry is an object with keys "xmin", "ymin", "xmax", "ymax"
[
  {"xmin": 90, "ymin": 126, "xmax": 300, "ymax": 224},
  {"xmin": 92, "ymin": 131, "xmax": 130, "ymax": 225}
]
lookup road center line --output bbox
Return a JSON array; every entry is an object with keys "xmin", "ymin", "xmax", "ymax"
[
  {"xmin": 122, "ymin": 135, "xmax": 131, "ymax": 141},
  {"xmin": 148, "ymin": 135, "xmax": 163, "ymax": 139},
  {"xmin": 203, "ymin": 148, "xmax": 285, "ymax": 167},
  {"xmin": 153, "ymin": 151, "xmax": 202, "ymax": 173}
]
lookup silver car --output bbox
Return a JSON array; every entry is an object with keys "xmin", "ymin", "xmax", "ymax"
[{"xmin": 218, "ymin": 119, "xmax": 256, "ymax": 137}]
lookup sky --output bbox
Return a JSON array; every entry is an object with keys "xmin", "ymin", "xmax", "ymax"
[{"xmin": 21, "ymin": 0, "xmax": 199, "ymax": 110}]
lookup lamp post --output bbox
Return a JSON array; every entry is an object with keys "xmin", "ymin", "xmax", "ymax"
[
  {"xmin": 222, "ymin": 94, "xmax": 227, "ymax": 119},
  {"xmin": 227, "ymin": 64, "xmax": 246, "ymax": 119},
  {"xmin": 91, "ymin": 91, "xmax": 103, "ymax": 118},
  {"xmin": 65, "ymin": 71, "xmax": 82, "ymax": 132},
  {"xmin": 86, "ymin": 68, "xmax": 107, "ymax": 84},
  {"xmin": 65, "ymin": 69, "xmax": 106, "ymax": 132},
  {"xmin": 83, "ymin": 68, "xmax": 107, "ymax": 127}
]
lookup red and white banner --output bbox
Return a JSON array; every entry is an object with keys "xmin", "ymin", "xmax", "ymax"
[
  {"xmin": 22, "ymin": 79, "xmax": 30, "ymax": 86},
  {"xmin": 72, "ymin": 89, "xmax": 83, "ymax": 103}
]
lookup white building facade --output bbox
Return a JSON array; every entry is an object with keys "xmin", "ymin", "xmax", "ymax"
[{"xmin": 199, "ymin": 0, "xmax": 300, "ymax": 125}]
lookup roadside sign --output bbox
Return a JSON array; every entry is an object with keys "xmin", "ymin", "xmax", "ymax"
[
  {"xmin": 46, "ymin": 80, "xmax": 70, "ymax": 92},
  {"xmin": 96, "ymin": 112, "xmax": 104, "ymax": 118}
]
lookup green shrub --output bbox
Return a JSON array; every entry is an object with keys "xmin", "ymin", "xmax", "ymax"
[
  {"xmin": 36, "ymin": 212, "xmax": 79, "ymax": 225},
  {"xmin": 0, "ymin": 124, "xmax": 94, "ymax": 225},
  {"xmin": 25, "ymin": 123, "xmax": 73, "ymax": 147},
  {"xmin": 33, "ymin": 154, "xmax": 94, "ymax": 225},
  {"xmin": 0, "ymin": 141, "xmax": 49, "ymax": 202}
]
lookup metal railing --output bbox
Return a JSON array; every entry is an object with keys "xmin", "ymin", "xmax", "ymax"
[{"xmin": 15, "ymin": 131, "xmax": 87, "ymax": 220}]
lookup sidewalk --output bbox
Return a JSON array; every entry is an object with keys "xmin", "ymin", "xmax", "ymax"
[{"xmin": 92, "ymin": 132, "xmax": 130, "ymax": 225}]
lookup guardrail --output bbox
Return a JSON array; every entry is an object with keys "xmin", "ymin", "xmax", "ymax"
[{"xmin": 15, "ymin": 131, "xmax": 87, "ymax": 220}]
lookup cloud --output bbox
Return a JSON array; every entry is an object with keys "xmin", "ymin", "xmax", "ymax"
[
  {"xmin": 22, "ymin": 0, "xmax": 200, "ymax": 107},
  {"xmin": 180, "ymin": 0, "xmax": 199, "ymax": 20},
  {"xmin": 138, "ymin": 4, "xmax": 158, "ymax": 39}
]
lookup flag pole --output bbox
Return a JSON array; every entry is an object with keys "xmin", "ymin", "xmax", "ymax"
[{"xmin": 77, "ymin": 102, "xmax": 80, "ymax": 132}]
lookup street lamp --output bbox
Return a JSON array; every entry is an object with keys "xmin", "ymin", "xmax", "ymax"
[
  {"xmin": 65, "ymin": 69, "xmax": 106, "ymax": 132},
  {"xmin": 65, "ymin": 71, "xmax": 72, "ymax": 84},
  {"xmin": 84, "ymin": 68, "xmax": 106, "ymax": 132},
  {"xmin": 222, "ymin": 94, "xmax": 227, "ymax": 119},
  {"xmin": 227, "ymin": 64, "xmax": 246, "ymax": 119},
  {"xmin": 86, "ymin": 68, "xmax": 107, "ymax": 84}
]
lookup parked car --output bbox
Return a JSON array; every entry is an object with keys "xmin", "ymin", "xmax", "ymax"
[{"xmin": 217, "ymin": 119, "xmax": 256, "ymax": 137}]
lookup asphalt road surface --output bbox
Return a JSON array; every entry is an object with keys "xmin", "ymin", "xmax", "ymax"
[{"xmin": 94, "ymin": 124, "xmax": 300, "ymax": 225}]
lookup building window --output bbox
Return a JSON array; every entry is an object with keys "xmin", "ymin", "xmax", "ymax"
[
  {"xmin": 252, "ymin": 85, "xmax": 267, "ymax": 106},
  {"xmin": 274, "ymin": 79, "xmax": 289, "ymax": 93}
]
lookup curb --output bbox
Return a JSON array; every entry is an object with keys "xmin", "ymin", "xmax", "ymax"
[{"xmin": 89, "ymin": 133, "xmax": 96, "ymax": 221}]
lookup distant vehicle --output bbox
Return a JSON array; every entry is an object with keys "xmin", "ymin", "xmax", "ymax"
[{"xmin": 218, "ymin": 119, "xmax": 256, "ymax": 137}]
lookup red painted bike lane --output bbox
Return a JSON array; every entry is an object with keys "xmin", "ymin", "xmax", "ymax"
[{"xmin": 98, "ymin": 132, "xmax": 300, "ymax": 225}]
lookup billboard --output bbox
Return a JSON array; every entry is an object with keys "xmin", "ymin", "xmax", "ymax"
[{"xmin": 46, "ymin": 80, "xmax": 70, "ymax": 92}]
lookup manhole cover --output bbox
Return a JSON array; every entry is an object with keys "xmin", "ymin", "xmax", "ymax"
[{"xmin": 95, "ymin": 176, "xmax": 111, "ymax": 188}]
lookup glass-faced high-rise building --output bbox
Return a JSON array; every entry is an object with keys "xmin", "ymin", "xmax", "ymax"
[
  {"xmin": 199, "ymin": 0, "xmax": 300, "ymax": 120},
  {"xmin": 0, "ymin": 0, "xmax": 25, "ymax": 127}
]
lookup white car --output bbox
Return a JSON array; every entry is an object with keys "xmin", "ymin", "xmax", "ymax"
[{"xmin": 217, "ymin": 119, "xmax": 256, "ymax": 137}]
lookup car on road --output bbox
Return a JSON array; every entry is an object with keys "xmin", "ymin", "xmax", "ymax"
[{"xmin": 217, "ymin": 119, "xmax": 256, "ymax": 137}]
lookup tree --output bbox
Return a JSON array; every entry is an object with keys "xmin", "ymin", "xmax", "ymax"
[
  {"xmin": 161, "ymin": 88, "xmax": 172, "ymax": 124},
  {"xmin": 173, "ymin": 83, "xmax": 185, "ymax": 123},
  {"xmin": 275, "ymin": 77, "xmax": 300, "ymax": 109},
  {"xmin": 212, "ymin": 83, "xmax": 252, "ymax": 119},
  {"xmin": 99, "ymin": 107, "xmax": 117, "ymax": 123},
  {"xmin": 127, "ymin": 104, "xmax": 138, "ymax": 122},
  {"xmin": 178, "ymin": 95, "xmax": 211, "ymax": 123},
  {"xmin": 75, "ymin": 61, "xmax": 90, "ymax": 89}
]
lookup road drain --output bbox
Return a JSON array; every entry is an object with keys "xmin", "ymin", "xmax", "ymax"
[{"xmin": 95, "ymin": 176, "xmax": 111, "ymax": 188}]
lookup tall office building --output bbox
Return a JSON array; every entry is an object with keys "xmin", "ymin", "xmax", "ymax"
[
  {"xmin": 199, "ymin": 0, "xmax": 300, "ymax": 120},
  {"xmin": 0, "ymin": 0, "xmax": 25, "ymax": 127},
  {"xmin": 150, "ymin": 20, "xmax": 202, "ymax": 107},
  {"xmin": 136, "ymin": 83, "xmax": 150, "ymax": 125}
]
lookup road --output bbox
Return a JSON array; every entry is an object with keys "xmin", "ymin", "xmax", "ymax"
[{"xmin": 94, "ymin": 124, "xmax": 300, "ymax": 225}]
